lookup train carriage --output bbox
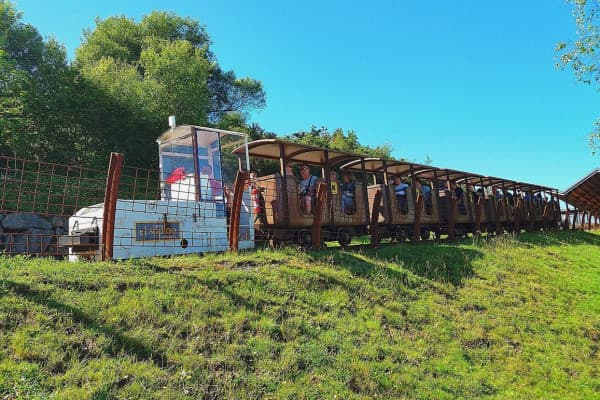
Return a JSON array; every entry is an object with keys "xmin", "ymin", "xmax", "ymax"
[{"xmin": 233, "ymin": 139, "xmax": 370, "ymax": 246}]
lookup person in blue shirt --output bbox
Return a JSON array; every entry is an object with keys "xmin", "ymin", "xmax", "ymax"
[
  {"xmin": 341, "ymin": 171, "xmax": 355, "ymax": 214},
  {"xmin": 417, "ymin": 179, "xmax": 433, "ymax": 214},
  {"xmin": 299, "ymin": 164, "xmax": 318, "ymax": 213},
  {"xmin": 393, "ymin": 175, "xmax": 409, "ymax": 214}
]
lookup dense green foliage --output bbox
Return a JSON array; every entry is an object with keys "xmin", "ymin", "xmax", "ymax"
[
  {"xmin": 0, "ymin": 1, "xmax": 266, "ymax": 168},
  {"xmin": 289, "ymin": 126, "xmax": 393, "ymax": 159},
  {"xmin": 557, "ymin": 0, "xmax": 600, "ymax": 154},
  {"xmin": 1, "ymin": 1, "xmax": 387, "ymax": 171},
  {"xmin": 1, "ymin": 231, "xmax": 598, "ymax": 399}
]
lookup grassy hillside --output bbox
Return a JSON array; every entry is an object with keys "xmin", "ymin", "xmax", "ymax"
[{"xmin": 1, "ymin": 231, "xmax": 599, "ymax": 399}]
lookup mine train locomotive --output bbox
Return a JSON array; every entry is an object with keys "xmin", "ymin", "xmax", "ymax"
[
  {"xmin": 61, "ymin": 125, "xmax": 562, "ymax": 260},
  {"xmin": 61, "ymin": 125, "xmax": 254, "ymax": 260}
]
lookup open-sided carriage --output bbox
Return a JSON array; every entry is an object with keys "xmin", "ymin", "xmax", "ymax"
[{"xmin": 233, "ymin": 139, "xmax": 371, "ymax": 246}]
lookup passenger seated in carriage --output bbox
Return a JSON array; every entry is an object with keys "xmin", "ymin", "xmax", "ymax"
[
  {"xmin": 450, "ymin": 181, "xmax": 467, "ymax": 215},
  {"xmin": 416, "ymin": 179, "xmax": 433, "ymax": 215},
  {"xmin": 341, "ymin": 171, "xmax": 356, "ymax": 215},
  {"xmin": 393, "ymin": 175, "xmax": 409, "ymax": 215},
  {"xmin": 299, "ymin": 164, "xmax": 318, "ymax": 214},
  {"xmin": 285, "ymin": 163, "xmax": 295, "ymax": 177},
  {"xmin": 504, "ymin": 189, "xmax": 514, "ymax": 207}
]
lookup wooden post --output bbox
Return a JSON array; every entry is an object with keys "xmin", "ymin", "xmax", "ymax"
[
  {"xmin": 464, "ymin": 176, "xmax": 474, "ymax": 232},
  {"xmin": 311, "ymin": 181, "xmax": 327, "ymax": 249},
  {"xmin": 382, "ymin": 159, "xmax": 393, "ymax": 228},
  {"xmin": 488, "ymin": 179, "xmax": 501, "ymax": 235},
  {"xmin": 528, "ymin": 190, "xmax": 536, "ymax": 231},
  {"xmin": 448, "ymin": 197, "xmax": 457, "ymax": 240},
  {"xmin": 588, "ymin": 211, "xmax": 592, "ymax": 231},
  {"xmin": 446, "ymin": 171, "xmax": 455, "ymax": 240},
  {"xmin": 279, "ymin": 144, "xmax": 290, "ymax": 226},
  {"xmin": 514, "ymin": 196, "xmax": 521, "ymax": 233},
  {"xmin": 360, "ymin": 159, "xmax": 370, "ymax": 229},
  {"xmin": 370, "ymin": 188, "xmax": 382, "ymax": 248},
  {"xmin": 411, "ymin": 164, "xmax": 422, "ymax": 242},
  {"xmin": 101, "ymin": 152, "xmax": 124, "ymax": 261},
  {"xmin": 228, "ymin": 170, "xmax": 249, "ymax": 252},
  {"xmin": 564, "ymin": 206, "xmax": 570, "ymax": 230},
  {"xmin": 323, "ymin": 151, "xmax": 333, "ymax": 225},
  {"xmin": 542, "ymin": 193, "xmax": 550, "ymax": 230},
  {"xmin": 475, "ymin": 197, "xmax": 482, "ymax": 234},
  {"xmin": 572, "ymin": 209, "xmax": 579, "ymax": 230},
  {"xmin": 413, "ymin": 193, "xmax": 424, "ymax": 242}
]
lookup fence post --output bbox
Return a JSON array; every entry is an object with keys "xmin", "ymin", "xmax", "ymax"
[
  {"xmin": 101, "ymin": 153, "xmax": 124, "ymax": 261},
  {"xmin": 229, "ymin": 170, "xmax": 249, "ymax": 252}
]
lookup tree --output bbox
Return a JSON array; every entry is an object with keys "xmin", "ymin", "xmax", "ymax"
[
  {"xmin": 0, "ymin": 1, "xmax": 87, "ymax": 162},
  {"xmin": 288, "ymin": 126, "xmax": 393, "ymax": 159},
  {"xmin": 556, "ymin": 0, "xmax": 600, "ymax": 154}
]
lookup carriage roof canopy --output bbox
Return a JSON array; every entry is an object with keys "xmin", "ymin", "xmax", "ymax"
[
  {"xmin": 561, "ymin": 169, "xmax": 600, "ymax": 213},
  {"xmin": 232, "ymin": 139, "xmax": 365, "ymax": 166},
  {"xmin": 340, "ymin": 158, "xmax": 557, "ymax": 192}
]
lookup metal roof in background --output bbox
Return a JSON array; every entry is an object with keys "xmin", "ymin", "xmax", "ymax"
[{"xmin": 561, "ymin": 169, "xmax": 600, "ymax": 212}]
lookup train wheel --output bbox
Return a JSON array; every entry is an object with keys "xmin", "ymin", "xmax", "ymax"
[
  {"xmin": 337, "ymin": 229, "xmax": 352, "ymax": 247},
  {"xmin": 393, "ymin": 228, "xmax": 407, "ymax": 243},
  {"xmin": 297, "ymin": 230, "xmax": 312, "ymax": 248}
]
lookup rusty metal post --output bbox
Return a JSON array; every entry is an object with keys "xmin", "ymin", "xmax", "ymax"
[
  {"xmin": 311, "ymin": 182, "xmax": 327, "ymax": 249},
  {"xmin": 229, "ymin": 170, "xmax": 249, "ymax": 252},
  {"xmin": 101, "ymin": 152, "xmax": 124, "ymax": 261},
  {"xmin": 370, "ymin": 188, "xmax": 382, "ymax": 248}
]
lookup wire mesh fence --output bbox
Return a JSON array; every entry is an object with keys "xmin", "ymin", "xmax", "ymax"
[{"xmin": 0, "ymin": 156, "xmax": 107, "ymax": 257}]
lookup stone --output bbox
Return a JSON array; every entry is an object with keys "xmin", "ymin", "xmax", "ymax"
[
  {"xmin": 7, "ymin": 228, "xmax": 54, "ymax": 254},
  {"xmin": 1, "ymin": 213, "xmax": 52, "ymax": 231},
  {"xmin": 0, "ymin": 213, "xmax": 4, "ymax": 222}
]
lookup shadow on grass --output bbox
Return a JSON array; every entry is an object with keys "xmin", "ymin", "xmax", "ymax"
[
  {"xmin": 311, "ymin": 242, "xmax": 482, "ymax": 286},
  {"xmin": 513, "ymin": 230, "xmax": 600, "ymax": 247},
  {"xmin": 0, "ymin": 279, "xmax": 170, "ymax": 368}
]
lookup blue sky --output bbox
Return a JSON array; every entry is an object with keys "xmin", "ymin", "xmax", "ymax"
[{"xmin": 13, "ymin": 0, "xmax": 600, "ymax": 190}]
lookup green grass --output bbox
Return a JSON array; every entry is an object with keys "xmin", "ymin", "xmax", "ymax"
[{"xmin": 0, "ymin": 230, "xmax": 599, "ymax": 399}]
